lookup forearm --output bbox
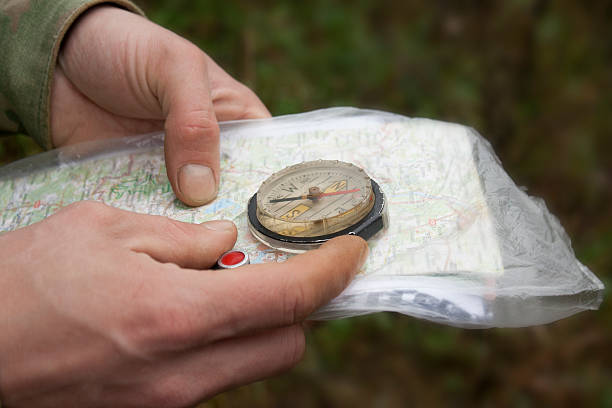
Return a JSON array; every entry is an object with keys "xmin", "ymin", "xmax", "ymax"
[{"xmin": 0, "ymin": 0, "xmax": 144, "ymax": 147}]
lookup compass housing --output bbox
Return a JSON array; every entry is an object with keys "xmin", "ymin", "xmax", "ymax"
[{"xmin": 248, "ymin": 178, "xmax": 387, "ymax": 253}]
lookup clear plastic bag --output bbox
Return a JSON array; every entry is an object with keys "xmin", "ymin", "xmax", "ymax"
[{"xmin": 0, "ymin": 108, "xmax": 604, "ymax": 328}]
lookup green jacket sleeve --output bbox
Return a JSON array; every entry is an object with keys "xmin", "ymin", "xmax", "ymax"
[{"xmin": 0, "ymin": 0, "xmax": 145, "ymax": 149}]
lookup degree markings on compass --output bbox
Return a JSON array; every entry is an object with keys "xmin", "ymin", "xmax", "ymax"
[
  {"xmin": 268, "ymin": 173, "xmax": 331, "ymax": 213},
  {"xmin": 269, "ymin": 179, "xmax": 303, "ymax": 210},
  {"xmin": 279, "ymin": 182, "xmax": 299, "ymax": 194}
]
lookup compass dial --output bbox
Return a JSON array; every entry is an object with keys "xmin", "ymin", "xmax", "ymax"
[{"xmin": 255, "ymin": 160, "xmax": 375, "ymax": 238}]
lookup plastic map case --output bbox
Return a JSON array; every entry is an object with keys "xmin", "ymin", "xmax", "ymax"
[{"xmin": 0, "ymin": 108, "xmax": 604, "ymax": 328}]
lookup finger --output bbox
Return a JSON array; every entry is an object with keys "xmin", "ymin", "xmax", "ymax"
[
  {"xmin": 206, "ymin": 58, "xmax": 271, "ymax": 121},
  {"xmin": 108, "ymin": 325, "xmax": 305, "ymax": 407},
  {"xmin": 127, "ymin": 217, "xmax": 237, "ymax": 270},
  {"xmin": 156, "ymin": 46, "xmax": 220, "ymax": 207},
  {"xmin": 59, "ymin": 202, "xmax": 236, "ymax": 269},
  {"xmin": 232, "ymin": 85, "xmax": 271, "ymax": 119},
  {"xmin": 222, "ymin": 236, "xmax": 368, "ymax": 328},
  {"xmin": 166, "ymin": 235, "xmax": 368, "ymax": 346},
  {"xmin": 212, "ymin": 88, "xmax": 272, "ymax": 121}
]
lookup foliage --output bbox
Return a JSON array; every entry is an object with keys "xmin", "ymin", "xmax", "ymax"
[{"xmin": 2, "ymin": 0, "xmax": 611, "ymax": 406}]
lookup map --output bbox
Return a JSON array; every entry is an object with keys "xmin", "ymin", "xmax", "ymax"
[{"xmin": 0, "ymin": 109, "xmax": 505, "ymax": 324}]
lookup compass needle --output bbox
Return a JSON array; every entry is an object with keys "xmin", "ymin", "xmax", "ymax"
[{"xmin": 268, "ymin": 188, "xmax": 360, "ymax": 203}]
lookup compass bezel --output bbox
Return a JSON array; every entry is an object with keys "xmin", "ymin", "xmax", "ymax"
[{"xmin": 247, "ymin": 179, "xmax": 387, "ymax": 253}]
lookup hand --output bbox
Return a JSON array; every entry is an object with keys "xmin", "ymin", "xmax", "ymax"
[
  {"xmin": 50, "ymin": 5, "xmax": 270, "ymax": 206},
  {"xmin": 0, "ymin": 202, "xmax": 367, "ymax": 407}
]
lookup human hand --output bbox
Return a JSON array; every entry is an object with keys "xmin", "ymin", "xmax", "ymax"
[
  {"xmin": 0, "ymin": 202, "xmax": 367, "ymax": 407},
  {"xmin": 50, "ymin": 5, "xmax": 270, "ymax": 206}
]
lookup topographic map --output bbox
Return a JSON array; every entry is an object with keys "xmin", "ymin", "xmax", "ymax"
[{"xmin": 1, "ymin": 108, "xmax": 507, "ymax": 324}]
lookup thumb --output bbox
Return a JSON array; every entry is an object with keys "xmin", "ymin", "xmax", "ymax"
[{"xmin": 159, "ymin": 49, "xmax": 220, "ymax": 206}]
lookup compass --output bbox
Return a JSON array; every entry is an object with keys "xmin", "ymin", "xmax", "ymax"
[{"xmin": 247, "ymin": 160, "xmax": 387, "ymax": 253}]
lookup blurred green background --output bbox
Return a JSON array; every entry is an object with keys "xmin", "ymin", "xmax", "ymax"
[{"xmin": 2, "ymin": 0, "xmax": 611, "ymax": 406}]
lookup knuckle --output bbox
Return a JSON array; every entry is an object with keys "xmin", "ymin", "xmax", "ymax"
[
  {"xmin": 213, "ymin": 83, "xmax": 266, "ymax": 120},
  {"xmin": 118, "ymin": 278, "xmax": 197, "ymax": 357},
  {"xmin": 155, "ymin": 307, "xmax": 198, "ymax": 348},
  {"xmin": 57, "ymin": 201, "xmax": 114, "ymax": 226},
  {"xmin": 158, "ymin": 217, "xmax": 192, "ymax": 245},
  {"xmin": 242, "ymin": 105, "xmax": 267, "ymax": 119},
  {"xmin": 216, "ymin": 87, "xmax": 243, "ymax": 107},
  {"xmin": 120, "ymin": 292, "xmax": 198, "ymax": 354},
  {"xmin": 145, "ymin": 375, "xmax": 192, "ymax": 408},
  {"xmin": 159, "ymin": 37, "xmax": 204, "ymax": 67},
  {"xmin": 225, "ymin": 84, "xmax": 248, "ymax": 101},
  {"xmin": 282, "ymin": 277, "xmax": 315, "ymax": 324},
  {"xmin": 116, "ymin": 301, "xmax": 159, "ymax": 354},
  {"xmin": 59, "ymin": 200, "xmax": 101, "ymax": 214},
  {"xmin": 281, "ymin": 326, "xmax": 306, "ymax": 369},
  {"xmin": 171, "ymin": 113, "xmax": 220, "ymax": 147},
  {"xmin": 175, "ymin": 40, "xmax": 205, "ymax": 62},
  {"xmin": 238, "ymin": 83, "xmax": 262, "ymax": 105}
]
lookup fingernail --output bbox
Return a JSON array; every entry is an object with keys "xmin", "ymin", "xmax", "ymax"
[
  {"xmin": 201, "ymin": 220, "xmax": 235, "ymax": 232},
  {"xmin": 359, "ymin": 241, "xmax": 369, "ymax": 267},
  {"xmin": 178, "ymin": 164, "xmax": 216, "ymax": 205}
]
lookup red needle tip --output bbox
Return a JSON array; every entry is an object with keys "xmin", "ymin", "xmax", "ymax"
[{"xmin": 318, "ymin": 188, "xmax": 360, "ymax": 198}]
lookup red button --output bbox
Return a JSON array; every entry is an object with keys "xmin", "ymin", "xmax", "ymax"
[{"xmin": 220, "ymin": 251, "xmax": 246, "ymax": 266}]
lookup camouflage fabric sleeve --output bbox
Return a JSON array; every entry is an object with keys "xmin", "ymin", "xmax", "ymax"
[{"xmin": 0, "ymin": 0, "xmax": 145, "ymax": 149}]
